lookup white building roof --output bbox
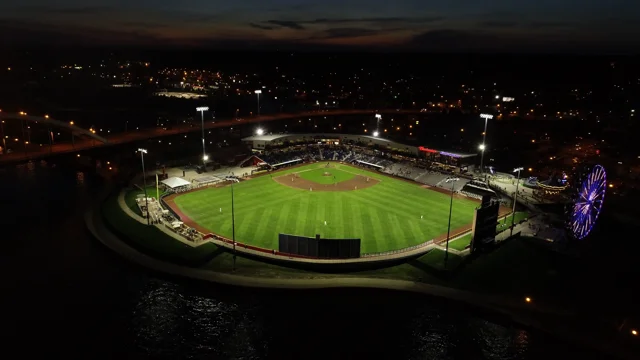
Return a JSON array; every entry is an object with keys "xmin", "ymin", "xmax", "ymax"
[{"xmin": 161, "ymin": 177, "xmax": 191, "ymax": 189}]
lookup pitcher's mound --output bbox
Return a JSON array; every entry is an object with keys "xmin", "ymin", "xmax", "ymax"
[{"xmin": 323, "ymin": 172, "xmax": 332, "ymax": 176}]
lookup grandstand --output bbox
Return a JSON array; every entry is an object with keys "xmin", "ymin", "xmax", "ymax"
[{"xmin": 240, "ymin": 134, "xmax": 482, "ymax": 194}]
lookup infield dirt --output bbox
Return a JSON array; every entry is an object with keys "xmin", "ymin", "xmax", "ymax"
[{"xmin": 272, "ymin": 172, "xmax": 380, "ymax": 191}]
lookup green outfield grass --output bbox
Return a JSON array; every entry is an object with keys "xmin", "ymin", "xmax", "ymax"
[
  {"xmin": 448, "ymin": 233, "xmax": 473, "ymax": 251},
  {"xmin": 173, "ymin": 163, "xmax": 479, "ymax": 254}
]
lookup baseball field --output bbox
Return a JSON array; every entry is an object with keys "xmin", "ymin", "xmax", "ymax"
[{"xmin": 169, "ymin": 163, "xmax": 480, "ymax": 254}]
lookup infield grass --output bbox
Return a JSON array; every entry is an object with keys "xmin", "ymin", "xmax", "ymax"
[{"xmin": 174, "ymin": 163, "xmax": 479, "ymax": 254}]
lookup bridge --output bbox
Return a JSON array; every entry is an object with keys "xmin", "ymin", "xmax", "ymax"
[{"xmin": 0, "ymin": 109, "xmax": 428, "ymax": 164}]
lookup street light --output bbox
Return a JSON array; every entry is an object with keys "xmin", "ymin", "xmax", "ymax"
[
  {"xmin": 511, "ymin": 167, "xmax": 523, "ymax": 236},
  {"xmin": 479, "ymin": 113, "xmax": 493, "ymax": 176},
  {"xmin": 254, "ymin": 90, "xmax": 262, "ymax": 117},
  {"xmin": 137, "ymin": 148, "xmax": 150, "ymax": 225},
  {"xmin": 444, "ymin": 177, "xmax": 460, "ymax": 269},
  {"xmin": 196, "ymin": 106, "xmax": 209, "ymax": 167}
]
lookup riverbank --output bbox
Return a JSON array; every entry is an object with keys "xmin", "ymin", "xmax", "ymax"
[{"xmin": 87, "ymin": 195, "xmax": 637, "ymax": 360}]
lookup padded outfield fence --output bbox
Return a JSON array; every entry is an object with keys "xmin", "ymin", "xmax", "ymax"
[{"xmin": 278, "ymin": 234, "xmax": 361, "ymax": 259}]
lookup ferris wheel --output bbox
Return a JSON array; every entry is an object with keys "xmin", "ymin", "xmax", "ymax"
[{"xmin": 567, "ymin": 164, "xmax": 607, "ymax": 240}]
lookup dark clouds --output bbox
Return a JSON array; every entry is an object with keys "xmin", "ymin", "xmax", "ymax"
[
  {"xmin": 265, "ymin": 20, "xmax": 306, "ymax": 30},
  {"xmin": 0, "ymin": 1, "xmax": 639, "ymax": 52},
  {"xmin": 317, "ymin": 28, "xmax": 381, "ymax": 39},
  {"xmin": 249, "ymin": 23, "xmax": 276, "ymax": 30}
]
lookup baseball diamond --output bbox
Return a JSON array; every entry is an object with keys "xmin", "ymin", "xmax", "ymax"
[{"xmin": 167, "ymin": 162, "xmax": 489, "ymax": 254}]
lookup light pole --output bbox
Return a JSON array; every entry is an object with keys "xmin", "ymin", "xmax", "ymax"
[
  {"xmin": 255, "ymin": 90, "xmax": 262, "ymax": 117},
  {"xmin": 375, "ymin": 113, "xmax": 382, "ymax": 134},
  {"xmin": 138, "ymin": 148, "xmax": 150, "ymax": 225},
  {"xmin": 231, "ymin": 179, "xmax": 236, "ymax": 271},
  {"xmin": 196, "ymin": 106, "xmax": 209, "ymax": 167},
  {"xmin": 444, "ymin": 177, "xmax": 459, "ymax": 269},
  {"xmin": 479, "ymin": 113, "xmax": 493, "ymax": 177},
  {"xmin": 511, "ymin": 167, "xmax": 523, "ymax": 236},
  {"xmin": 1, "ymin": 120, "xmax": 6, "ymax": 152}
]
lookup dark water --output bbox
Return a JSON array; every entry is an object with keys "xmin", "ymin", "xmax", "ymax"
[{"xmin": 0, "ymin": 161, "xmax": 609, "ymax": 359}]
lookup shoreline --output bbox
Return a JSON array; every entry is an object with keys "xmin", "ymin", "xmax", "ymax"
[{"xmin": 86, "ymin": 197, "xmax": 636, "ymax": 360}]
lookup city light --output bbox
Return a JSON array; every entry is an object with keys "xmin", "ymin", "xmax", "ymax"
[
  {"xmin": 632, "ymin": 329, "xmax": 638, "ymax": 336},
  {"xmin": 69, "ymin": 121, "xmax": 74, "ymax": 125},
  {"xmin": 525, "ymin": 297, "xmax": 532, "ymax": 303}
]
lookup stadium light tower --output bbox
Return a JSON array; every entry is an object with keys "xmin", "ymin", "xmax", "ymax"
[
  {"xmin": 196, "ymin": 106, "xmax": 209, "ymax": 167},
  {"xmin": 137, "ymin": 148, "xmax": 150, "ymax": 225},
  {"xmin": 256, "ymin": 128, "xmax": 264, "ymax": 136},
  {"xmin": 255, "ymin": 90, "xmax": 262, "ymax": 117},
  {"xmin": 444, "ymin": 177, "xmax": 460, "ymax": 269},
  {"xmin": 373, "ymin": 131, "xmax": 379, "ymax": 137},
  {"xmin": 375, "ymin": 113, "xmax": 382, "ymax": 132},
  {"xmin": 511, "ymin": 167, "xmax": 524, "ymax": 236},
  {"xmin": 479, "ymin": 113, "xmax": 493, "ymax": 176}
]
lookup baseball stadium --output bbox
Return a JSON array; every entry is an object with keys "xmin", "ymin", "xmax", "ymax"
[{"xmin": 128, "ymin": 133, "xmax": 518, "ymax": 264}]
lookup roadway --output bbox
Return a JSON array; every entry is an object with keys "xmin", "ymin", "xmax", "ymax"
[{"xmin": 0, "ymin": 109, "xmax": 425, "ymax": 164}]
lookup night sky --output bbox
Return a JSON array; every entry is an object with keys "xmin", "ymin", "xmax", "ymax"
[{"xmin": 1, "ymin": 0, "xmax": 638, "ymax": 52}]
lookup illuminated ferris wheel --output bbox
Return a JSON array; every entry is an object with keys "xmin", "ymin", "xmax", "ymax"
[{"xmin": 567, "ymin": 164, "xmax": 606, "ymax": 240}]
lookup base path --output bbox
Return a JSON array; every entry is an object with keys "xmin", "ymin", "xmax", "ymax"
[{"xmin": 273, "ymin": 173, "xmax": 379, "ymax": 191}]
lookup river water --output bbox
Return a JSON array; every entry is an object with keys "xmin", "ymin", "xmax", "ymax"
[{"xmin": 0, "ymin": 161, "xmax": 607, "ymax": 359}]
